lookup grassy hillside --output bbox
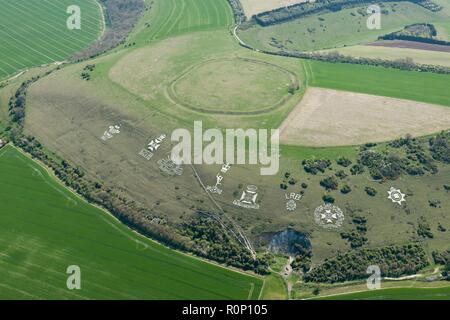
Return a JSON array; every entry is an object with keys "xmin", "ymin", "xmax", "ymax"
[
  {"xmin": 306, "ymin": 59, "xmax": 450, "ymax": 106},
  {"xmin": 238, "ymin": 2, "xmax": 450, "ymax": 52},
  {"xmin": 0, "ymin": 0, "xmax": 103, "ymax": 80},
  {"xmin": 0, "ymin": 144, "xmax": 262, "ymax": 299}
]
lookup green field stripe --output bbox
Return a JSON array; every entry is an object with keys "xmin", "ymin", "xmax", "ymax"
[
  {"xmin": 0, "ymin": 41, "xmax": 44, "ymax": 66},
  {"xmin": 4, "ymin": 1, "xmax": 99, "ymax": 44},
  {"xmin": 0, "ymin": 21, "xmax": 80, "ymax": 58},
  {"xmin": 198, "ymin": 0, "xmax": 211, "ymax": 25},
  {"xmin": 0, "ymin": 0, "xmax": 101, "ymax": 78},
  {"xmin": 165, "ymin": 0, "xmax": 186, "ymax": 36},
  {"xmin": 0, "ymin": 282, "xmax": 42, "ymax": 299},
  {"xmin": 42, "ymin": 0, "xmax": 102, "ymax": 24},
  {"xmin": 0, "ymin": 259, "xmax": 89, "ymax": 299},
  {"xmin": 2, "ymin": 9, "xmax": 97, "ymax": 48},
  {"xmin": 190, "ymin": 0, "xmax": 201, "ymax": 28},
  {"xmin": 153, "ymin": 0, "xmax": 178, "ymax": 39},
  {"xmin": 148, "ymin": 0, "xmax": 171, "ymax": 39},
  {"xmin": 216, "ymin": 0, "xmax": 233, "ymax": 26},
  {"xmin": 0, "ymin": 33, "xmax": 58, "ymax": 66},
  {"xmin": 176, "ymin": 0, "xmax": 193, "ymax": 32},
  {"xmin": 210, "ymin": 0, "xmax": 221, "ymax": 26},
  {"xmin": 0, "ymin": 27, "xmax": 64, "ymax": 62},
  {"xmin": 35, "ymin": 0, "xmax": 102, "ymax": 31},
  {"xmin": 0, "ymin": 65, "xmax": 11, "ymax": 76},
  {"xmin": 0, "ymin": 242, "xmax": 137, "ymax": 299},
  {"xmin": 0, "ymin": 52, "xmax": 31, "ymax": 70}
]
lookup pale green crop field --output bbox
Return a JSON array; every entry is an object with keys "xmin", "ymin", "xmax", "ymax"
[
  {"xmin": 0, "ymin": 0, "xmax": 102, "ymax": 80},
  {"xmin": 0, "ymin": 144, "xmax": 262, "ymax": 299}
]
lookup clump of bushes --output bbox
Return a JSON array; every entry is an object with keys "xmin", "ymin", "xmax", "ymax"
[
  {"xmin": 302, "ymin": 158, "xmax": 331, "ymax": 174},
  {"xmin": 340, "ymin": 185, "xmax": 351, "ymax": 194},
  {"xmin": 320, "ymin": 176, "xmax": 339, "ymax": 190},
  {"xmin": 417, "ymin": 217, "xmax": 434, "ymax": 239},
  {"xmin": 336, "ymin": 157, "xmax": 352, "ymax": 167},
  {"xmin": 364, "ymin": 186, "xmax": 377, "ymax": 196}
]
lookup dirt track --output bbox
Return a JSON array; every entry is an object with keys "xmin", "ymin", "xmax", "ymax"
[{"xmin": 279, "ymin": 87, "xmax": 450, "ymax": 147}]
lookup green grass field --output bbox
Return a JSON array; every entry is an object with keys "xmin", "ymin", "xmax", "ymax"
[
  {"xmin": 260, "ymin": 274, "xmax": 288, "ymax": 300},
  {"xmin": 130, "ymin": 0, "xmax": 233, "ymax": 44},
  {"xmin": 305, "ymin": 59, "xmax": 450, "ymax": 106},
  {"xmin": 0, "ymin": 0, "xmax": 102, "ymax": 80},
  {"xmin": 0, "ymin": 144, "xmax": 262, "ymax": 299},
  {"xmin": 318, "ymin": 286, "xmax": 450, "ymax": 300}
]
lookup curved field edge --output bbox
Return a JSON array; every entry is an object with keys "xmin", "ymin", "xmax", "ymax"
[
  {"xmin": 0, "ymin": 144, "xmax": 262, "ymax": 300},
  {"xmin": 0, "ymin": 0, "xmax": 104, "ymax": 81}
]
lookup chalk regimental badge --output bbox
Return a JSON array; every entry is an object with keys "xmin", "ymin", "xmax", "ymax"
[
  {"xmin": 139, "ymin": 134, "xmax": 167, "ymax": 160},
  {"xmin": 157, "ymin": 156, "xmax": 183, "ymax": 176},
  {"xmin": 387, "ymin": 187, "xmax": 406, "ymax": 205},
  {"xmin": 285, "ymin": 192, "xmax": 302, "ymax": 211},
  {"xmin": 233, "ymin": 185, "xmax": 260, "ymax": 209},
  {"xmin": 314, "ymin": 203, "xmax": 344, "ymax": 230},
  {"xmin": 206, "ymin": 174, "xmax": 224, "ymax": 194},
  {"xmin": 101, "ymin": 124, "xmax": 121, "ymax": 141}
]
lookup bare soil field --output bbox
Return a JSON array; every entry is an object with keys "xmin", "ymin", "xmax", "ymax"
[
  {"xmin": 279, "ymin": 87, "xmax": 450, "ymax": 147},
  {"xmin": 368, "ymin": 40, "xmax": 450, "ymax": 53},
  {"xmin": 240, "ymin": 0, "xmax": 308, "ymax": 18}
]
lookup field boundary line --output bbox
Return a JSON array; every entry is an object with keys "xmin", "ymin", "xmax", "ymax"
[{"xmin": 165, "ymin": 0, "xmax": 186, "ymax": 36}]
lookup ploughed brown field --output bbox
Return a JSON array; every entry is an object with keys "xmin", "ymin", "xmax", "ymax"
[
  {"xmin": 279, "ymin": 87, "xmax": 450, "ymax": 147},
  {"xmin": 368, "ymin": 40, "xmax": 450, "ymax": 53}
]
